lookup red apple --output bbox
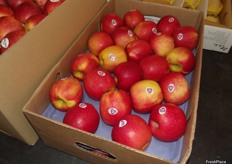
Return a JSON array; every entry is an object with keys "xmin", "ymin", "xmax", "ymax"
[
  {"xmin": 157, "ymin": 15, "xmax": 180, "ymax": 35},
  {"xmin": 150, "ymin": 33, "xmax": 175, "ymax": 57},
  {"xmin": 126, "ymin": 39, "xmax": 152, "ymax": 62},
  {"xmin": 0, "ymin": 29, "xmax": 26, "ymax": 54},
  {"xmin": 63, "ymin": 102, "xmax": 100, "ymax": 134},
  {"xmin": 70, "ymin": 52, "xmax": 99, "ymax": 80},
  {"xmin": 0, "ymin": 4, "xmax": 14, "ymax": 17},
  {"xmin": 83, "ymin": 68, "xmax": 116, "ymax": 100},
  {"xmin": 149, "ymin": 103, "xmax": 187, "ymax": 142},
  {"xmin": 100, "ymin": 13, "xmax": 123, "ymax": 34},
  {"xmin": 123, "ymin": 9, "xmax": 145, "ymax": 30},
  {"xmin": 112, "ymin": 114, "xmax": 152, "ymax": 151},
  {"xmin": 6, "ymin": 0, "xmax": 32, "ymax": 10},
  {"xmin": 166, "ymin": 47, "xmax": 195, "ymax": 74},
  {"xmin": 14, "ymin": 2, "xmax": 43, "ymax": 23},
  {"xmin": 114, "ymin": 61, "xmax": 143, "ymax": 91},
  {"xmin": 133, "ymin": 20, "xmax": 157, "ymax": 42},
  {"xmin": 0, "ymin": 16, "xmax": 24, "ymax": 41},
  {"xmin": 24, "ymin": 14, "xmax": 46, "ymax": 31},
  {"xmin": 49, "ymin": 77, "xmax": 83, "ymax": 111},
  {"xmin": 130, "ymin": 80, "xmax": 163, "ymax": 113},
  {"xmin": 43, "ymin": 0, "xmax": 65, "ymax": 15},
  {"xmin": 34, "ymin": 0, "xmax": 47, "ymax": 8},
  {"xmin": 139, "ymin": 55, "xmax": 170, "ymax": 81},
  {"xmin": 111, "ymin": 26, "xmax": 137, "ymax": 48},
  {"xmin": 87, "ymin": 31, "xmax": 114, "ymax": 56},
  {"xmin": 159, "ymin": 72, "xmax": 190, "ymax": 105},
  {"xmin": 100, "ymin": 90, "xmax": 132, "ymax": 126},
  {"xmin": 173, "ymin": 26, "xmax": 199, "ymax": 50},
  {"xmin": 0, "ymin": 0, "xmax": 7, "ymax": 5}
]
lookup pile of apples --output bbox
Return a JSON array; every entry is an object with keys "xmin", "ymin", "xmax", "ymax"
[
  {"xmin": 49, "ymin": 9, "xmax": 199, "ymax": 151},
  {"xmin": 0, "ymin": 0, "xmax": 65, "ymax": 54}
]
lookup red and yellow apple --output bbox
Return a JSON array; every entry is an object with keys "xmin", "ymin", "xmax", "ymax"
[
  {"xmin": 63, "ymin": 102, "xmax": 100, "ymax": 134},
  {"xmin": 70, "ymin": 52, "xmax": 99, "ymax": 80},
  {"xmin": 83, "ymin": 68, "xmax": 116, "ymax": 100},
  {"xmin": 49, "ymin": 77, "xmax": 83, "ymax": 111},
  {"xmin": 159, "ymin": 72, "xmax": 190, "ymax": 105},
  {"xmin": 87, "ymin": 31, "xmax": 114, "ymax": 56},
  {"xmin": 149, "ymin": 103, "xmax": 187, "ymax": 142},
  {"xmin": 112, "ymin": 114, "xmax": 152, "ymax": 151},
  {"xmin": 126, "ymin": 39, "xmax": 152, "ymax": 62},
  {"xmin": 6, "ymin": 0, "xmax": 33, "ymax": 10},
  {"xmin": 114, "ymin": 61, "xmax": 143, "ymax": 91},
  {"xmin": 139, "ymin": 55, "xmax": 170, "ymax": 81},
  {"xmin": 34, "ymin": 0, "xmax": 47, "ymax": 8},
  {"xmin": 157, "ymin": 15, "xmax": 180, "ymax": 35},
  {"xmin": 43, "ymin": 0, "xmax": 65, "ymax": 15},
  {"xmin": 149, "ymin": 33, "xmax": 175, "ymax": 57},
  {"xmin": 130, "ymin": 80, "xmax": 163, "ymax": 113},
  {"xmin": 100, "ymin": 90, "xmax": 132, "ymax": 126},
  {"xmin": 100, "ymin": 13, "xmax": 123, "ymax": 34},
  {"xmin": 0, "ymin": 4, "xmax": 14, "ymax": 17},
  {"xmin": 123, "ymin": 9, "xmax": 145, "ymax": 30},
  {"xmin": 24, "ymin": 14, "xmax": 46, "ymax": 31},
  {"xmin": 166, "ymin": 47, "xmax": 196, "ymax": 74}
]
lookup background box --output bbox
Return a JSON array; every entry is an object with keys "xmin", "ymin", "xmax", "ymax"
[
  {"xmin": 0, "ymin": 0, "xmax": 106, "ymax": 145},
  {"xmin": 23, "ymin": 0, "xmax": 204, "ymax": 163}
]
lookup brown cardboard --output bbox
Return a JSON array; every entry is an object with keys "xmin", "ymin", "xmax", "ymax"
[
  {"xmin": 23, "ymin": 0, "xmax": 204, "ymax": 163},
  {"xmin": 0, "ymin": 0, "xmax": 106, "ymax": 145},
  {"xmin": 143, "ymin": 0, "xmax": 184, "ymax": 7}
]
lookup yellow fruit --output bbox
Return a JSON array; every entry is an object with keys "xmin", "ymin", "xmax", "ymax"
[
  {"xmin": 207, "ymin": 0, "xmax": 223, "ymax": 16},
  {"xmin": 99, "ymin": 45, "xmax": 127, "ymax": 72},
  {"xmin": 183, "ymin": 0, "xmax": 201, "ymax": 9},
  {"xmin": 167, "ymin": 0, "xmax": 175, "ymax": 5},
  {"xmin": 206, "ymin": 15, "xmax": 220, "ymax": 23}
]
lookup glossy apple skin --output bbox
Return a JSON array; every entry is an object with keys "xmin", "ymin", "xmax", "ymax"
[
  {"xmin": 24, "ymin": 14, "xmax": 46, "ymax": 31},
  {"xmin": 139, "ymin": 55, "xmax": 170, "ymax": 82},
  {"xmin": 149, "ymin": 103, "xmax": 187, "ymax": 142},
  {"xmin": 159, "ymin": 72, "xmax": 190, "ymax": 105},
  {"xmin": 0, "ymin": 29, "xmax": 26, "ymax": 54},
  {"xmin": 100, "ymin": 90, "xmax": 132, "ymax": 126},
  {"xmin": 123, "ymin": 9, "xmax": 145, "ymax": 30},
  {"xmin": 173, "ymin": 26, "xmax": 199, "ymax": 50},
  {"xmin": 63, "ymin": 102, "xmax": 100, "ymax": 134},
  {"xmin": 0, "ymin": 16, "xmax": 24, "ymax": 41},
  {"xmin": 99, "ymin": 45, "xmax": 127, "ymax": 72},
  {"xmin": 149, "ymin": 33, "xmax": 175, "ymax": 57},
  {"xmin": 130, "ymin": 80, "xmax": 163, "ymax": 113},
  {"xmin": 14, "ymin": 2, "xmax": 43, "ymax": 23},
  {"xmin": 112, "ymin": 114, "xmax": 152, "ymax": 151},
  {"xmin": 87, "ymin": 31, "xmax": 114, "ymax": 56},
  {"xmin": 34, "ymin": 0, "xmax": 47, "ymax": 8},
  {"xmin": 43, "ymin": 0, "xmax": 65, "ymax": 15},
  {"xmin": 157, "ymin": 15, "xmax": 180, "ymax": 35},
  {"xmin": 114, "ymin": 61, "xmax": 143, "ymax": 91},
  {"xmin": 133, "ymin": 20, "xmax": 157, "ymax": 42},
  {"xmin": 0, "ymin": 0, "xmax": 7, "ymax": 5},
  {"xmin": 6, "ymin": 0, "xmax": 33, "ymax": 10},
  {"xmin": 126, "ymin": 39, "xmax": 152, "ymax": 62},
  {"xmin": 70, "ymin": 53, "xmax": 99, "ymax": 80},
  {"xmin": 0, "ymin": 4, "xmax": 14, "ymax": 17},
  {"xmin": 49, "ymin": 77, "xmax": 83, "ymax": 111},
  {"xmin": 100, "ymin": 13, "xmax": 123, "ymax": 34},
  {"xmin": 111, "ymin": 26, "xmax": 137, "ymax": 49},
  {"xmin": 166, "ymin": 47, "xmax": 195, "ymax": 74},
  {"xmin": 83, "ymin": 68, "xmax": 116, "ymax": 100}
]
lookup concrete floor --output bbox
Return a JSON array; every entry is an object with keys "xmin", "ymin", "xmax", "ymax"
[{"xmin": 0, "ymin": 49, "xmax": 232, "ymax": 164}]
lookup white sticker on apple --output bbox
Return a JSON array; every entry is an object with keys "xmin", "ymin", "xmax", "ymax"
[
  {"xmin": 152, "ymin": 27, "xmax": 157, "ymax": 34},
  {"xmin": 119, "ymin": 120, "xmax": 127, "ymax": 127},
  {"xmin": 168, "ymin": 83, "xmax": 175, "ymax": 93},
  {"xmin": 1, "ymin": 38, "xmax": 9, "ymax": 48},
  {"xmin": 168, "ymin": 17, "xmax": 175, "ymax": 23},
  {"xmin": 159, "ymin": 106, "xmax": 166, "ymax": 115},
  {"xmin": 111, "ymin": 19, "xmax": 117, "ymax": 26},
  {"xmin": 79, "ymin": 103, "xmax": 87, "ymax": 108},
  {"xmin": 128, "ymin": 30, "xmax": 133, "ymax": 37},
  {"xmin": 97, "ymin": 71, "xmax": 106, "ymax": 76},
  {"xmin": 108, "ymin": 108, "xmax": 118, "ymax": 115},
  {"xmin": 109, "ymin": 54, "xmax": 115, "ymax": 61},
  {"xmin": 146, "ymin": 87, "xmax": 154, "ymax": 95},
  {"xmin": 50, "ymin": 0, "xmax": 60, "ymax": 2},
  {"xmin": 177, "ymin": 33, "xmax": 183, "ymax": 41}
]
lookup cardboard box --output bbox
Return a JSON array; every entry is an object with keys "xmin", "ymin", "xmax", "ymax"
[
  {"xmin": 204, "ymin": 0, "xmax": 232, "ymax": 53},
  {"xmin": 0, "ymin": 0, "xmax": 106, "ymax": 145},
  {"xmin": 23, "ymin": 0, "xmax": 204, "ymax": 163}
]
